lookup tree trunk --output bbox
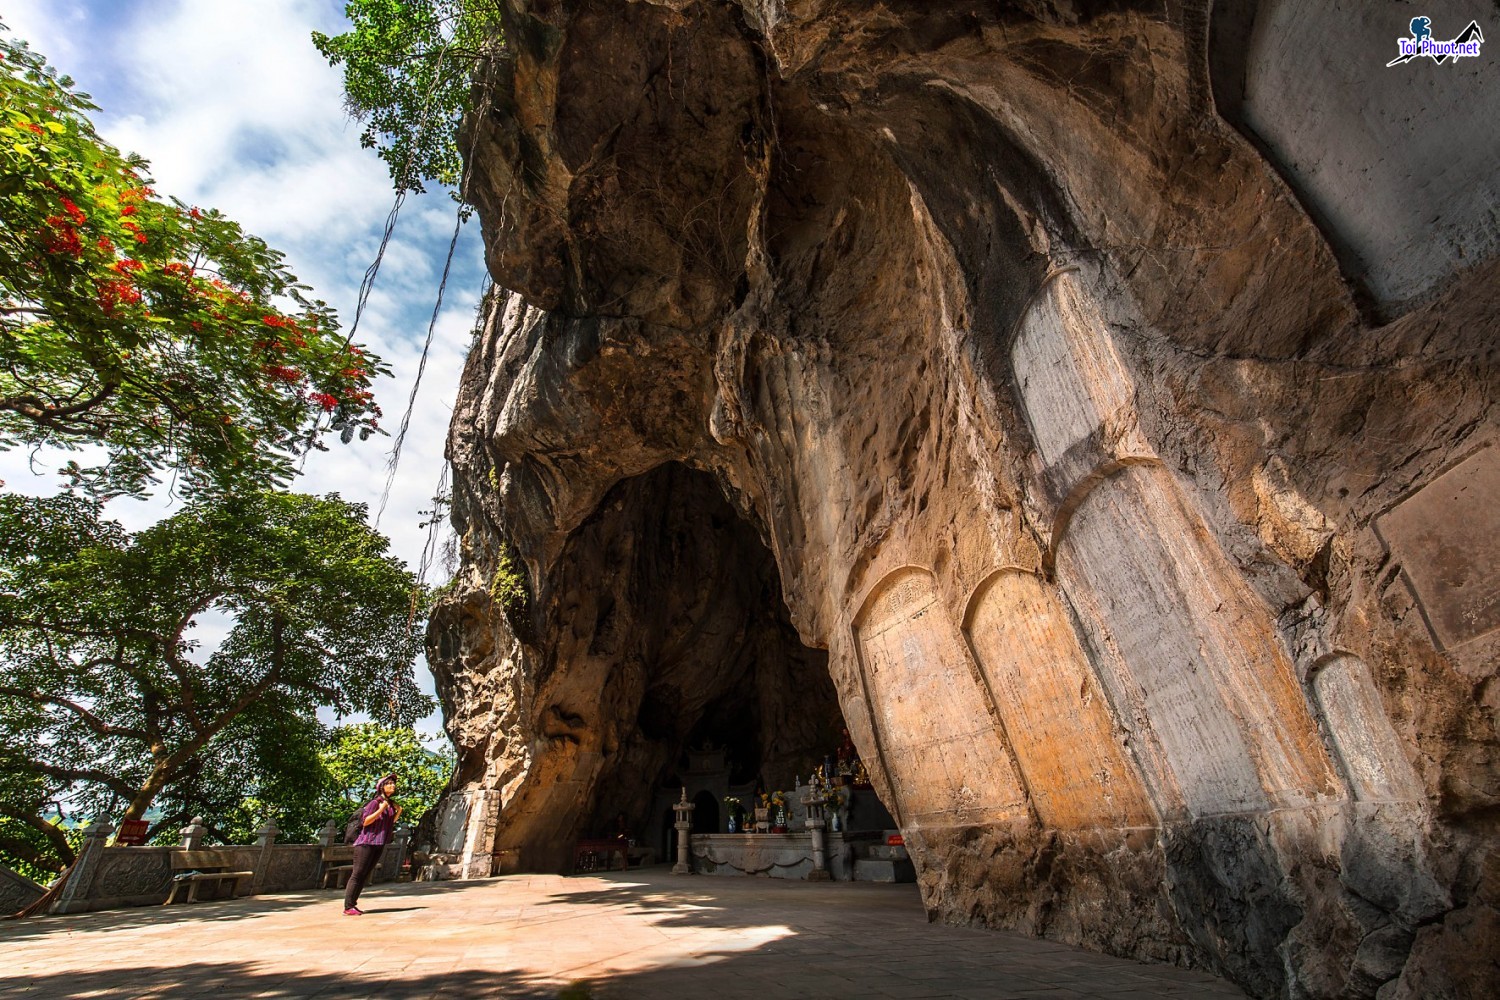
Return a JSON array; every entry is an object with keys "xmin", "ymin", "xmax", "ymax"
[
  {"xmin": 1, "ymin": 809, "xmax": 76, "ymax": 868},
  {"xmin": 121, "ymin": 756, "xmax": 174, "ymax": 823}
]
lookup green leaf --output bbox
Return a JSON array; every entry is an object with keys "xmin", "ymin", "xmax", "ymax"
[
  {"xmin": 0, "ymin": 490, "xmax": 440, "ymax": 864},
  {"xmin": 312, "ymin": 0, "xmax": 501, "ymax": 193},
  {"xmin": 0, "ymin": 27, "xmax": 388, "ymax": 499}
]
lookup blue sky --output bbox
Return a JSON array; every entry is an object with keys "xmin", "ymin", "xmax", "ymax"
[{"xmin": 1, "ymin": 0, "xmax": 491, "ymax": 740}]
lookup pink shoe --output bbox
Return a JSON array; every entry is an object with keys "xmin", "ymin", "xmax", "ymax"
[{"xmin": 343, "ymin": 907, "xmax": 363, "ymax": 916}]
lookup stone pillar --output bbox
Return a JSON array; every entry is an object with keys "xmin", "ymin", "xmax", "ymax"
[
  {"xmin": 252, "ymin": 816, "xmax": 279, "ymax": 894},
  {"xmin": 255, "ymin": 816, "xmax": 279, "ymax": 848},
  {"xmin": 179, "ymin": 816, "xmax": 208, "ymax": 850},
  {"xmin": 459, "ymin": 789, "xmax": 500, "ymax": 879},
  {"xmin": 380, "ymin": 825, "xmax": 411, "ymax": 883},
  {"xmin": 317, "ymin": 820, "xmax": 338, "ymax": 848},
  {"xmin": 52, "ymin": 821, "xmax": 112, "ymax": 915},
  {"xmin": 802, "ymin": 779, "xmax": 832, "ymax": 881},
  {"xmin": 671, "ymin": 787, "xmax": 695, "ymax": 875}
]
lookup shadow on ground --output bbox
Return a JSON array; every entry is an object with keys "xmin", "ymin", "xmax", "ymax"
[
  {"xmin": 0, "ymin": 872, "xmax": 1248, "ymax": 1000},
  {"xmin": 0, "ymin": 962, "xmax": 567, "ymax": 1000},
  {"xmin": 0, "ymin": 948, "xmax": 1236, "ymax": 1000},
  {"xmin": 0, "ymin": 882, "xmax": 462, "ymax": 940}
]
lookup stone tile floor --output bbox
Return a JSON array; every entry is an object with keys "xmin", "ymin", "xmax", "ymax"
[{"xmin": 0, "ymin": 868, "xmax": 1248, "ymax": 999}]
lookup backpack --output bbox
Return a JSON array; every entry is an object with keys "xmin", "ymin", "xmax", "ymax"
[{"xmin": 344, "ymin": 805, "xmax": 365, "ymax": 844}]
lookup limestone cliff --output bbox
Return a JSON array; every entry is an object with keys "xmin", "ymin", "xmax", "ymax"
[{"xmin": 422, "ymin": 2, "xmax": 1500, "ymax": 997}]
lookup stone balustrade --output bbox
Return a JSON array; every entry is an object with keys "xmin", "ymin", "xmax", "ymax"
[
  {"xmin": 39, "ymin": 816, "xmax": 411, "ymax": 916},
  {"xmin": 0, "ymin": 862, "xmax": 46, "ymax": 913}
]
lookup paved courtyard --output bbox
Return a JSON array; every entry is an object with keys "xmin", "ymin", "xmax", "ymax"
[{"xmin": 1, "ymin": 868, "xmax": 1248, "ymax": 999}]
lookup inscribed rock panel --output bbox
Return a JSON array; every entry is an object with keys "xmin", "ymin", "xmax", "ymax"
[
  {"xmin": 1311, "ymin": 653, "xmax": 1423, "ymax": 803},
  {"xmin": 854, "ymin": 568, "xmax": 1027, "ymax": 830},
  {"xmin": 965, "ymin": 570, "xmax": 1154, "ymax": 829},
  {"xmin": 1057, "ymin": 465, "xmax": 1335, "ymax": 816}
]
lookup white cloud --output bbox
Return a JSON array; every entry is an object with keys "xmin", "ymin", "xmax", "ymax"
[{"xmin": 1, "ymin": 0, "xmax": 490, "ymax": 734}]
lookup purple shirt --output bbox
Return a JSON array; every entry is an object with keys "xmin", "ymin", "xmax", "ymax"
[{"xmin": 354, "ymin": 796, "xmax": 396, "ymax": 847}]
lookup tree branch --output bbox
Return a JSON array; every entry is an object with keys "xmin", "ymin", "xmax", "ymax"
[
  {"xmin": 0, "ymin": 807, "xmax": 76, "ymax": 868},
  {"xmin": 30, "ymin": 762, "xmax": 135, "ymax": 800},
  {"xmin": 0, "ymin": 613, "xmax": 165, "ymax": 647},
  {"xmin": 0, "ymin": 381, "xmax": 119, "ymax": 431},
  {"xmin": 0, "ymin": 685, "xmax": 149, "ymax": 741},
  {"xmin": 0, "ymin": 829, "xmax": 66, "ymax": 874},
  {"xmin": 162, "ymin": 589, "xmax": 224, "ymax": 736}
]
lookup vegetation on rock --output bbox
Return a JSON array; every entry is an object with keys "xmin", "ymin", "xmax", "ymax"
[{"xmin": 313, "ymin": 0, "xmax": 501, "ymax": 193}]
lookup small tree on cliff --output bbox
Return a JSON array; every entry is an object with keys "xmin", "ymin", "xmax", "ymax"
[
  {"xmin": 0, "ymin": 491, "xmax": 431, "ymax": 872},
  {"xmin": 0, "ymin": 29, "xmax": 386, "ymax": 499},
  {"xmin": 313, "ymin": 0, "xmax": 499, "ymax": 192}
]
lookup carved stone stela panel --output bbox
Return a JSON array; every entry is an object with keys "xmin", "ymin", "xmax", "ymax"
[
  {"xmin": 1058, "ymin": 465, "xmax": 1334, "ymax": 816},
  {"xmin": 95, "ymin": 850, "xmax": 171, "ymax": 899},
  {"xmin": 1376, "ymin": 445, "xmax": 1500, "ymax": 654},
  {"xmin": 854, "ymin": 569, "xmax": 1027, "ymax": 830},
  {"xmin": 1311, "ymin": 653, "xmax": 1423, "ymax": 803},
  {"xmin": 265, "ymin": 848, "xmax": 318, "ymax": 888},
  {"xmin": 965, "ymin": 570, "xmax": 1154, "ymax": 829}
]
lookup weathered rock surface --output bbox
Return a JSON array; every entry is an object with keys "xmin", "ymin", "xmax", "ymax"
[{"xmin": 421, "ymin": 2, "xmax": 1500, "ymax": 997}]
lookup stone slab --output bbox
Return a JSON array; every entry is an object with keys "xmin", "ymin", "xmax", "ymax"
[{"xmin": 1376, "ymin": 445, "xmax": 1500, "ymax": 655}]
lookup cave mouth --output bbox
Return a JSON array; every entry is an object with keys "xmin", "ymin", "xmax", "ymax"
[{"xmin": 562, "ymin": 462, "xmax": 863, "ymax": 853}]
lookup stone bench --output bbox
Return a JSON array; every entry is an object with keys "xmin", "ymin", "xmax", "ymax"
[
  {"xmin": 164, "ymin": 849, "xmax": 255, "ymax": 904},
  {"xmin": 319, "ymin": 845, "xmax": 355, "ymax": 889}
]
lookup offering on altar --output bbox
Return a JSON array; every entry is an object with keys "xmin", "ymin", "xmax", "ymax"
[
  {"xmin": 723, "ymin": 795, "xmax": 743, "ymax": 832},
  {"xmin": 763, "ymin": 790, "xmax": 789, "ymax": 832}
]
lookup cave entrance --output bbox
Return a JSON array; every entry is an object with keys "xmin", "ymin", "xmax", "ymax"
[{"xmin": 562, "ymin": 462, "xmax": 863, "ymax": 860}]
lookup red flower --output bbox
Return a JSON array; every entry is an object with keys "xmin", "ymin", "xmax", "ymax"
[
  {"xmin": 112, "ymin": 258, "xmax": 144, "ymax": 274},
  {"xmin": 24, "ymin": 122, "xmax": 44, "ymax": 135},
  {"xmin": 189, "ymin": 207, "xmax": 202, "ymax": 220},
  {"xmin": 97, "ymin": 236, "xmax": 115, "ymax": 252},
  {"xmin": 96, "ymin": 278, "xmax": 142, "ymax": 315},
  {"xmin": 310, "ymin": 392, "xmax": 339, "ymax": 412},
  {"xmin": 262, "ymin": 364, "xmax": 302, "ymax": 384},
  {"xmin": 57, "ymin": 197, "xmax": 87, "ymax": 225},
  {"xmin": 42, "ymin": 216, "xmax": 84, "ymax": 257},
  {"xmin": 120, "ymin": 205, "xmax": 138, "ymax": 216}
]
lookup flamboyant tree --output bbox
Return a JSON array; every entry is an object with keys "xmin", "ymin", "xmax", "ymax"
[
  {"xmin": 0, "ymin": 29, "xmax": 386, "ymax": 498},
  {"xmin": 0, "ymin": 491, "xmax": 432, "ymax": 873}
]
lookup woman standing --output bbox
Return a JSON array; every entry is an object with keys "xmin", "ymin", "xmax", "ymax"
[{"xmin": 344, "ymin": 773, "xmax": 402, "ymax": 915}]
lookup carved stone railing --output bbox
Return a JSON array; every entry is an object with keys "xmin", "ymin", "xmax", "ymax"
[
  {"xmin": 0, "ymin": 862, "xmax": 46, "ymax": 913},
  {"xmin": 47, "ymin": 816, "xmax": 411, "ymax": 916}
]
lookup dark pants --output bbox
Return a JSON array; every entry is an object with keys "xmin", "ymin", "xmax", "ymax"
[{"xmin": 344, "ymin": 843, "xmax": 385, "ymax": 909}]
